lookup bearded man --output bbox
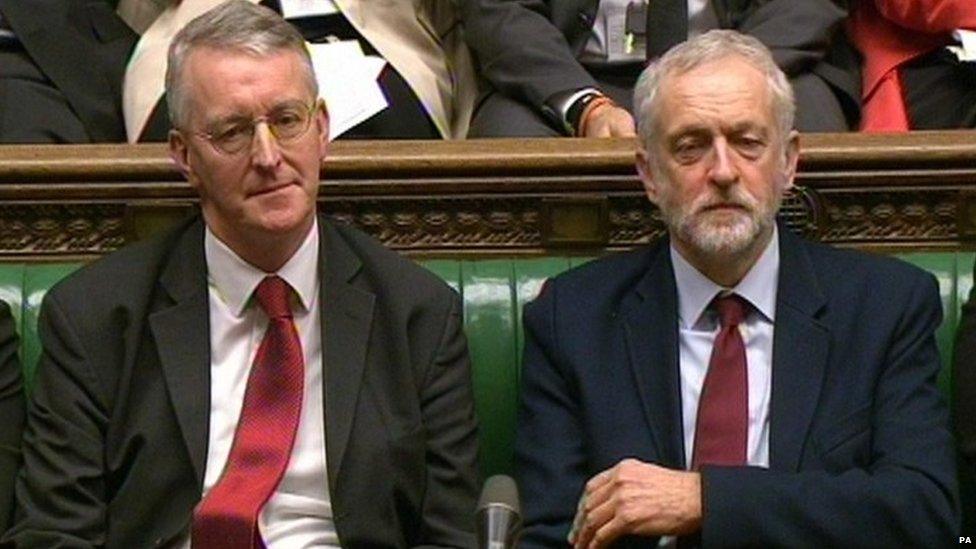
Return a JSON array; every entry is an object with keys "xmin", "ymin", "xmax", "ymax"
[{"xmin": 514, "ymin": 29, "xmax": 959, "ymax": 548}]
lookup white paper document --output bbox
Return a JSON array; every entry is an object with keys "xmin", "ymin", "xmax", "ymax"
[
  {"xmin": 279, "ymin": 0, "xmax": 339, "ymax": 19},
  {"xmin": 307, "ymin": 40, "xmax": 389, "ymax": 139},
  {"xmin": 949, "ymin": 30, "xmax": 976, "ymax": 62}
]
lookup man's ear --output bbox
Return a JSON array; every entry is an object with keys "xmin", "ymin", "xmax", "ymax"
[
  {"xmin": 636, "ymin": 145, "xmax": 661, "ymax": 206},
  {"xmin": 781, "ymin": 129, "xmax": 800, "ymax": 191},
  {"xmin": 315, "ymin": 98, "xmax": 330, "ymax": 157},
  {"xmin": 168, "ymin": 129, "xmax": 197, "ymax": 189}
]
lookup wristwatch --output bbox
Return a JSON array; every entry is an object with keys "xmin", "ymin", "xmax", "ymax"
[{"xmin": 543, "ymin": 87, "xmax": 605, "ymax": 136}]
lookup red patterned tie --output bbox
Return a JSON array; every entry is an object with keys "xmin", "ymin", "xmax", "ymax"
[
  {"xmin": 192, "ymin": 276, "xmax": 305, "ymax": 549},
  {"xmin": 691, "ymin": 294, "xmax": 748, "ymax": 469}
]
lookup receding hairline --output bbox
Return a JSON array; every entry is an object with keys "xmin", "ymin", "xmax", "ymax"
[
  {"xmin": 650, "ymin": 53, "xmax": 778, "ymax": 134},
  {"xmin": 634, "ymin": 30, "xmax": 796, "ymax": 155},
  {"xmin": 164, "ymin": 0, "xmax": 317, "ymax": 129},
  {"xmin": 174, "ymin": 46, "xmax": 318, "ymax": 124}
]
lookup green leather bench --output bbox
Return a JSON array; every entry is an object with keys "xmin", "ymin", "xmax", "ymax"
[{"xmin": 1, "ymin": 251, "xmax": 974, "ymax": 525}]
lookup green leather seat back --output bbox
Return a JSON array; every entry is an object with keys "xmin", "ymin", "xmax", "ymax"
[
  {"xmin": 423, "ymin": 258, "xmax": 594, "ymax": 478},
  {"xmin": 0, "ymin": 253, "xmax": 972, "ymax": 524}
]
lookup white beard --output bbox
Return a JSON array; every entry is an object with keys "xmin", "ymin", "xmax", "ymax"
[{"xmin": 659, "ymin": 184, "xmax": 780, "ymax": 258}]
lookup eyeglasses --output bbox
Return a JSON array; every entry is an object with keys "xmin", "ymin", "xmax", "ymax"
[{"xmin": 191, "ymin": 100, "xmax": 318, "ymax": 155}]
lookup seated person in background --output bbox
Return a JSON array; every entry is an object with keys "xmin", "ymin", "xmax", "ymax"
[
  {"xmin": 848, "ymin": 0, "xmax": 976, "ymax": 131},
  {"xmin": 0, "ymin": 300, "xmax": 24, "ymax": 532},
  {"xmin": 0, "ymin": 0, "xmax": 136, "ymax": 143},
  {"xmin": 515, "ymin": 29, "xmax": 958, "ymax": 547},
  {"xmin": 4, "ymin": 2, "xmax": 479, "ymax": 546},
  {"xmin": 123, "ymin": 0, "xmax": 477, "ymax": 142},
  {"xmin": 458, "ymin": 0, "xmax": 859, "ymax": 138}
]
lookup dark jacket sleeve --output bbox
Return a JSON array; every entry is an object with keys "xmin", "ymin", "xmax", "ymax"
[
  {"xmin": 514, "ymin": 284, "xmax": 589, "ymax": 547},
  {"xmin": 954, "ymin": 262, "xmax": 976, "ymax": 464},
  {"xmin": 459, "ymin": 0, "xmax": 598, "ymax": 109},
  {"xmin": 0, "ymin": 300, "xmax": 24, "ymax": 533},
  {"xmin": 3, "ymin": 290, "xmax": 110, "ymax": 548},
  {"xmin": 416, "ymin": 291, "xmax": 482, "ymax": 548}
]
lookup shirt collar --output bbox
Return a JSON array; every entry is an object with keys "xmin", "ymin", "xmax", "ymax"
[
  {"xmin": 204, "ymin": 218, "xmax": 320, "ymax": 317},
  {"xmin": 671, "ymin": 225, "xmax": 779, "ymax": 329}
]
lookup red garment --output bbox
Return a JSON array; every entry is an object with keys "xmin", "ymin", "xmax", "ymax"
[{"xmin": 848, "ymin": 0, "xmax": 976, "ymax": 131}]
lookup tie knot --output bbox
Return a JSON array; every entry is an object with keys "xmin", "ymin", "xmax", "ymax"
[
  {"xmin": 712, "ymin": 294, "xmax": 748, "ymax": 327},
  {"xmin": 254, "ymin": 276, "xmax": 293, "ymax": 319}
]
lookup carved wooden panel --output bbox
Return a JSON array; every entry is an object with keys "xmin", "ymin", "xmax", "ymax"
[{"xmin": 1, "ymin": 132, "xmax": 975, "ymax": 259}]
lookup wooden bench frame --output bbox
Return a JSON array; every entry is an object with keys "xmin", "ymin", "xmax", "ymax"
[{"xmin": 1, "ymin": 131, "xmax": 975, "ymax": 260}]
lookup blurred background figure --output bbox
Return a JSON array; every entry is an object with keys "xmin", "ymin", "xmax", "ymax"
[
  {"xmin": 848, "ymin": 0, "xmax": 976, "ymax": 131},
  {"xmin": 0, "ymin": 0, "xmax": 136, "ymax": 143},
  {"xmin": 458, "ymin": 0, "xmax": 859, "ymax": 138},
  {"xmin": 122, "ymin": 0, "xmax": 477, "ymax": 142}
]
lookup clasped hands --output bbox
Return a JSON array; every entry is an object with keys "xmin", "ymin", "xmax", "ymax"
[{"xmin": 568, "ymin": 458, "xmax": 702, "ymax": 549}]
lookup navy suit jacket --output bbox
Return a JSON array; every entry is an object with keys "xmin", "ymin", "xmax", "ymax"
[{"xmin": 516, "ymin": 228, "xmax": 959, "ymax": 547}]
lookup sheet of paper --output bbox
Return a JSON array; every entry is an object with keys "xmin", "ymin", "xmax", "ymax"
[
  {"xmin": 948, "ymin": 30, "xmax": 976, "ymax": 62},
  {"xmin": 307, "ymin": 41, "xmax": 389, "ymax": 139},
  {"xmin": 279, "ymin": 0, "xmax": 339, "ymax": 19}
]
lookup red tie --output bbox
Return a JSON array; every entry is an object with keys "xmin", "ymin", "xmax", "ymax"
[
  {"xmin": 691, "ymin": 294, "xmax": 748, "ymax": 469},
  {"xmin": 192, "ymin": 276, "xmax": 305, "ymax": 549}
]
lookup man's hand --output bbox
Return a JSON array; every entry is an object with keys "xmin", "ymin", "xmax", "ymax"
[
  {"xmin": 579, "ymin": 104, "xmax": 636, "ymax": 138},
  {"xmin": 569, "ymin": 459, "xmax": 702, "ymax": 549}
]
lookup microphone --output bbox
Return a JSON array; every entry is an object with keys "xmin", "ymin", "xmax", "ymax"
[{"xmin": 476, "ymin": 475, "xmax": 521, "ymax": 549}]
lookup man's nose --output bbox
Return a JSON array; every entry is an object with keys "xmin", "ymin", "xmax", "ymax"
[
  {"xmin": 708, "ymin": 139, "xmax": 738, "ymax": 187},
  {"xmin": 251, "ymin": 121, "xmax": 282, "ymax": 169}
]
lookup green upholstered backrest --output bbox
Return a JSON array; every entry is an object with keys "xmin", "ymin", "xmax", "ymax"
[{"xmin": 0, "ymin": 253, "xmax": 973, "ymax": 523}]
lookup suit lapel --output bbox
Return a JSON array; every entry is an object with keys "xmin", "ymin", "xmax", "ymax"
[
  {"xmin": 319, "ymin": 222, "xmax": 376, "ymax": 490},
  {"xmin": 150, "ymin": 218, "xmax": 212, "ymax": 487},
  {"xmin": 621, "ymin": 242, "xmax": 685, "ymax": 468},
  {"xmin": 768, "ymin": 229, "xmax": 829, "ymax": 472}
]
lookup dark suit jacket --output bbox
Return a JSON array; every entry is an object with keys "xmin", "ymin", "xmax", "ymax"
[
  {"xmin": 460, "ymin": 0, "xmax": 859, "ymax": 119},
  {"xmin": 516, "ymin": 228, "xmax": 958, "ymax": 547},
  {"xmin": 4, "ymin": 214, "xmax": 480, "ymax": 547},
  {"xmin": 956, "ymin": 261, "xmax": 976, "ymax": 464},
  {"xmin": 0, "ymin": 300, "xmax": 24, "ymax": 533},
  {"xmin": 0, "ymin": 0, "xmax": 135, "ymax": 142}
]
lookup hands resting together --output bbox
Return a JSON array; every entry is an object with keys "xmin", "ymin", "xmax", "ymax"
[{"xmin": 569, "ymin": 459, "xmax": 703, "ymax": 549}]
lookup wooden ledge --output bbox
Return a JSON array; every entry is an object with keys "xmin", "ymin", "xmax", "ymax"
[{"xmin": 1, "ymin": 132, "xmax": 975, "ymax": 258}]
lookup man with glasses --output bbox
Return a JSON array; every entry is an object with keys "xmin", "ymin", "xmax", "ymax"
[{"xmin": 4, "ymin": 2, "xmax": 479, "ymax": 547}]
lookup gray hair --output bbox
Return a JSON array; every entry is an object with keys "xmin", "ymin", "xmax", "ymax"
[
  {"xmin": 633, "ymin": 30, "xmax": 795, "ymax": 150},
  {"xmin": 165, "ymin": 0, "xmax": 317, "ymax": 129}
]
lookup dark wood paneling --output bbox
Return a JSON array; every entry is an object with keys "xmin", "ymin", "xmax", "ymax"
[{"xmin": 1, "ymin": 132, "xmax": 975, "ymax": 259}]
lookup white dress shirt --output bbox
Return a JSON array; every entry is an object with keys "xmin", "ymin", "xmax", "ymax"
[
  {"xmin": 179, "ymin": 219, "xmax": 339, "ymax": 548},
  {"xmin": 671, "ymin": 227, "xmax": 779, "ymax": 469}
]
